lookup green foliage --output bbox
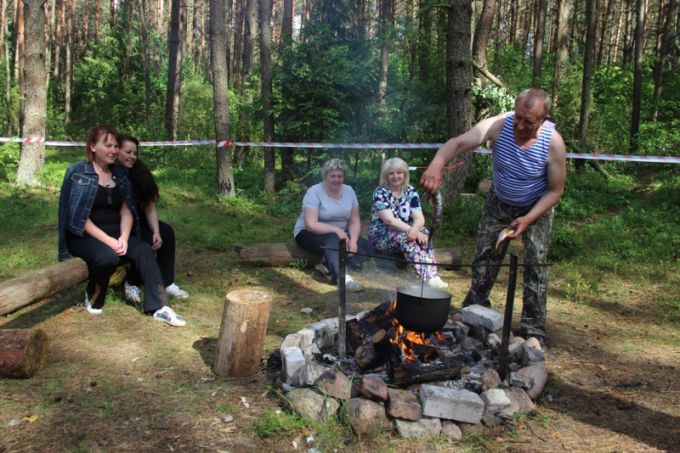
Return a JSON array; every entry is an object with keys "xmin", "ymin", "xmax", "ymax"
[
  {"xmin": 254, "ymin": 409, "xmax": 308, "ymax": 438},
  {"xmin": 0, "ymin": 143, "xmax": 19, "ymax": 181}
]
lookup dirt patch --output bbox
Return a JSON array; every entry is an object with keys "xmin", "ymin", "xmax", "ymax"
[{"xmin": 1, "ymin": 257, "xmax": 679, "ymax": 452}]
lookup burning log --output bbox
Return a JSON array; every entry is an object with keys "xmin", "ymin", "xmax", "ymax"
[
  {"xmin": 0, "ymin": 329, "xmax": 48, "ymax": 378},
  {"xmin": 388, "ymin": 352, "xmax": 476, "ymax": 386},
  {"xmin": 214, "ymin": 288, "xmax": 272, "ymax": 378}
]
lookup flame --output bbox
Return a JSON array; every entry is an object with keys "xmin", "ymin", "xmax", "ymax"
[{"xmin": 388, "ymin": 299, "xmax": 433, "ymax": 364}]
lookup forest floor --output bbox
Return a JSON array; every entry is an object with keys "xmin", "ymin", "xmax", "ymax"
[{"xmin": 1, "ymin": 243, "xmax": 679, "ymax": 453}]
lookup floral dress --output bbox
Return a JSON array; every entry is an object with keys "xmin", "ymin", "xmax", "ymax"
[{"xmin": 368, "ymin": 185, "xmax": 438, "ymax": 279}]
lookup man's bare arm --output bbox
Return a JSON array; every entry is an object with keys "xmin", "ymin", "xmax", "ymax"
[{"xmin": 421, "ymin": 113, "xmax": 506, "ymax": 194}]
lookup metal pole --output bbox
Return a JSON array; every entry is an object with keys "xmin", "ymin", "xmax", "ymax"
[
  {"xmin": 338, "ymin": 238, "xmax": 347, "ymax": 359},
  {"xmin": 499, "ymin": 251, "xmax": 518, "ymax": 381}
]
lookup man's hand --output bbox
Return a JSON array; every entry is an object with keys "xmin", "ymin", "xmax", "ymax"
[
  {"xmin": 420, "ymin": 162, "xmax": 444, "ymax": 195},
  {"xmin": 508, "ymin": 217, "xmax": 531, "ymax": 238}
]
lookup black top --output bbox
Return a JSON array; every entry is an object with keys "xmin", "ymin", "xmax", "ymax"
[{"xmin": 88, "ymin": 184, "xmax": 125, "ymax": 237}]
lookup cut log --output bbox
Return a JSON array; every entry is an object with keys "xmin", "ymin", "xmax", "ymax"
[
  {"xmin": 235, "ymin": 242, "xmax": 461, "ymax": 269},
  {"xmin": 0, "ymin": 329, "xmax": 48, "ymax": 378},
  {"xmin": 388, "ymin": 352, "xmax": 475, "ymax": 386},
  {"xmin": 214, "ymin": 288, "xmax": 273, "ymax": 378},
  {"xmin": 0, "ymin": 258, "xmax": 88, "ymax": 316}
]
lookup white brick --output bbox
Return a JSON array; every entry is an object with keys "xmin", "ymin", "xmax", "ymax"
[
  {"xmin": 297, "ymin": 328, "xmax": 315, "ymax": 349},
  {"xmin": 281, "ymin": 346, "xmax": 306, "ymax": 385},
  {"xmin": 481, "ymin": 388, "xmax": 511, "ymax": 415},
  {"xmin": 419, "ymin": 385, "xmax": 484, "ymax": 424},
  {"xmin": 461, "ymin": 305, "xmax": 504, "ymax": 331}
]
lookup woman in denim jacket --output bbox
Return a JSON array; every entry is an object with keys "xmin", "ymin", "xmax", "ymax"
[{"xmin": 57, "ymin": 125, "xmax": 186, "ymax": 326}]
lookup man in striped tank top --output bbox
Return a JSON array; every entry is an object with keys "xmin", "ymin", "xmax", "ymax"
[{"xmin": 421, "ymin": 88, "xmax": 567, "ymax": 346}]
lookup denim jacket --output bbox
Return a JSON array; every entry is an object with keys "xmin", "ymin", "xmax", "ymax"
[{"xmin": 57, "ymin": 161, "xmax": 140, "ymax": 261}]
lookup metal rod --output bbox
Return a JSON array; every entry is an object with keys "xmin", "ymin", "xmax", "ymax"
[
  {"xmin": 338, "ymin": 238, "xmax": 347, "ymax": 359},
  {"xmin": 499, "ymin": 251, "xmax": 518, "ymax": 381}
]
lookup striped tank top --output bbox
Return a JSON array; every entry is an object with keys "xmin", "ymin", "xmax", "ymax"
[{"xmin": 492, "ymin": 112, "xmax": 555, "ymax": 207}]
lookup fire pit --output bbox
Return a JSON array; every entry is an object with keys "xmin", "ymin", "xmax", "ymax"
[{"xmin": 275, "ymin": 300, "xmax": 548, "ymax": 438}]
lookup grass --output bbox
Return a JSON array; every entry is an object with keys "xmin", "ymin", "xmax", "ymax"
[{"xmin": 1, "ymin": 147, "xmax": 679, "ymax": 451}]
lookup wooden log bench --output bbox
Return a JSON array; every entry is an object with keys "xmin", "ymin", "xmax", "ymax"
[
  {"xmin": 234, "ymin": 242, "xmax": 461, "ymax": 269},
  {"xmin": 0, "ymin": 259, "xmax": 89, "ymax": 317}
]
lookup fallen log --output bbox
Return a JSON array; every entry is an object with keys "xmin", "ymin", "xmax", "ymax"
[
  {"xmin": 235, "ymin": 242, "xmax": 461, "ymax": 269},
  {"xmin": 0, "ymin": 258, "xmax": 88, "ymax": 316},
  {"xmin": 0, "ymin": 328, "xmax": 48, "ymax": 378}
]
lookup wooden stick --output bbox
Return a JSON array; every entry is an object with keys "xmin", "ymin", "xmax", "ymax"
[
  {"xmin": 499, "ymin": 252, "xmax": 518, "ymax": 381},
  {"xmin": 338, "ymin": 239, "xmax": 347, "ymax": 359}
]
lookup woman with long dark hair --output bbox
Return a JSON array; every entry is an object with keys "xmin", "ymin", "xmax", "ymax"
[
  {"xmin": 57, "ymin": 125, "xmax": 186, "ymax": 326},
  {"xmin": 117, "ymin": 135, "xmax": 188, "ymax": 302}
]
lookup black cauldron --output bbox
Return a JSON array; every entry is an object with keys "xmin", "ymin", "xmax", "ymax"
[{"xmin": 395, "ymin": 285, "xmax": 452, "ymax": 333}]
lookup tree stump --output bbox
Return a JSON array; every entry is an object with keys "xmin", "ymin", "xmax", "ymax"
[
  {"xmin": 0, "ymin": 329, "xmax": 48, "ymax": 378},
  {"xmin": 214, "ymin": 288, "xmax": 273, "ymax": 378}
]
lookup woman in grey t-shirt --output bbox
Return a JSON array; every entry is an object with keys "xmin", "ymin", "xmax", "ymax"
[{"xmin": 293, "ymin": 159, "xmax": 372, "ymax": 291}]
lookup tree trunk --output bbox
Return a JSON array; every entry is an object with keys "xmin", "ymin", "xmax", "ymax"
[
  {"xmin": 110, "ymin": 0, "xmax": 116, "ymax": 27},
  {"xmin": 418, "ymin": 0, "xmax": 433, "ymax": 81},
  {"xmin": 0, "ymin": 329, "xmax": 48, "ymax": 378},
  {"xmin": 94, "ymin": 0, "xmax": 100, "ymax": 45},
  {"xmin": 16, "ymin": 0, "xmax": 48, "ymax": 187},
  {"xmin": 472, "ymin": 0, "xmax": 496, "ymax": 71},
  {"xmin": 13, "ymin": 0, "xmax": 25, "ymax": 84},
  {"xmin": 279, "ymin": 0, "xmax": 294, "ymax": 183},
  {"xmin": 260, "ymin": 0, "xmax": 274, "ymax": 193},
  {"xmin": 576, "ymin": 0, "xmax": 597, "ymax": 173},
  {"xmin": 232, "ymin": 0, "xmax": 244, "ymax": 87},
  {"xmin": 378, "ymin": 0, "xmax": 393, "ymax": 106},
  {"xmin": 652, "ymin": 0, "xmax": 676, "ymax": 121},
  {"xmin": 155, "ymin": 0, "xmax": 165, "ymax": 33},
  {"xmin": 193, "ymin": 0, "xmax": 205, "ymax": 73},
  {"xmin": 81, "ymin": 0, "xmax": 90, "ymax": 55},
  {"xmin": 214, "ymin": 288, "xmax": 272, "ymax": 378},
  {"xmin": 596, "ymin": 0, "xmax": 615, "ymax": 65},
  {"xmin": 630, "ymin": 0, "xmax": 645, "ymax": 152},
  {"xmin": 532, "ymin": 0, "xmax": 548, "ymax": 87},
  {"xmin": 63, "ymin": 0, "xmax": 75, "ymax": 125},
  {"xmin": 241, "ymin": 0, "xmax": 257, "ymax": 89},
  {"xmin": 444, "ymin": 0, "xmax": 473, "ymax": 201},
  {"xmin": 210, "ymin": 0, "xmax": 235, "ymax": 196},
  {"xmin": 552, "ymin": 0, "xmax": 573, "ymax": 108},
  {"xmin": 139, "ymin": 0, "xmax": 153, "ymax": 127},
  {"xmin": 165, "ymin": 0, "xmax": 185, "ymax": 140}
]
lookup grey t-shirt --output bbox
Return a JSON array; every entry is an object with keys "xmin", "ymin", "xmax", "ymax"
[{"xmin": 293, "ymin": 183, "xmax": 359, "ymax": 237}]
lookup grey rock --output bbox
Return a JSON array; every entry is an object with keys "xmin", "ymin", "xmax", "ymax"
[
  {"xmin": 280, "ymin": 333, "xmax": 302, "ymax": 350},
  {"xmin": 482, "ymin": 415, "xmax": 502, "ymax": 427},
  {"xmin": 297, "ymin": 363, "xmax": 329, "ymax": 387},
  {"xmin": 360, "ymin": 374, "xmax": 388, "ymax": 402},
  {"xmin": 286, "ymin": 388, "xmax": 340, "ymax": 422},
  {"xmin": 461, "ymin": 305, "xmax": 504, "ymax": 331},
  {"xmin": 387, "ymin": 388, "xmax": 422, "ymax": 421},
  {"xmin": 510, "ymin": 362, "xmax": 548, "ymax": 399},
  {"xmin": 394, "ymin": 418, "xmax": 441, "ymax": 439},
  {"xmin": 348, "ymin": 398, "xmax": 388, "ymax": 436},
  {"xmin": 521, "ymin": 343, "xmax": 545, "ymax": 366},
  {"xmin": 441, "ymin": 421, "xmax": 463, "ymax": 441},
  {"xmin": 481, "ymin": 388, "xmax": 511, "ymax": 415},
  {"xmin": 481, "ymin": 368, "xmax": 502, "ymax": 392},
  {"xmin": 486, "ymin": 333, "xmax": 502, "ymax": 349},
  {"xmin": 317, "ymin": 369, "xmax": 352, "ymax": 401},
  {"xmin": 419, "ymin": 384, "xmax": 485, "ymax": 424},
  {"xmin": 499, "ymin": 387, "xmax": 536, "ymax": 419}
]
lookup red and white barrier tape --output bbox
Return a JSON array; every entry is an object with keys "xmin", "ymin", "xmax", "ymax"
[{"xmin": 3, "ymin": 136, "xmax": 678, "ymax": 164}]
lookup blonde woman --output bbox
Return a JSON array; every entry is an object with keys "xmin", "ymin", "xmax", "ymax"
[{"xmin": 368, "ymin": 157, "xmax": 447, "ymax": 289}]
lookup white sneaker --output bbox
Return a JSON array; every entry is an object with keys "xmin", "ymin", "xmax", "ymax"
[
  {"xmin": 426, "ymin": 276, "xmax": 448, "ymax": 290},
  {"xmin": 314, "ymin": 263, "xmax": 330, "ymax": 275},
  {"xmin": 124, "ymin": 281, "xmax": 142, "ymax": 303},
  {"xmin": 84, "ymin": 291, "xmax": 103, "ymax": 315},
  {"xmin": 345, "ymin": 274, "xmax": 363, "ymax": 292},
  {"xmin": 165, "ymin": 283, "xmax": 189, "ymax": 299},
  {"xmin": 152, "ymin": 306, "xmax": 186, "ymax": 327}
]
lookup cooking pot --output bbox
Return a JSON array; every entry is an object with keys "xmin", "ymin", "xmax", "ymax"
[{"xmin": 395, "ymin": 285, "xmax": 452, "ymax": 332}]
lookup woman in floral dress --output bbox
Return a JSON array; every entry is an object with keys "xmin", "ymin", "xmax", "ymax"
[{"xmin": 368, "ymin": 158, "xmax": 448, "ymax": 289}]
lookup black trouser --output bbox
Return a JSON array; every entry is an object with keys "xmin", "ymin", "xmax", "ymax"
[
  {"xmin": 67, "ymin": 234, "xmax": 167, "ymax": 313},
  {"xmin": 295, "ymin": 230, "xmax": 373, "ymax": 283},
  {"xmin": 127, "ymin": 220, "xmax": 176, "ymax": 287}
]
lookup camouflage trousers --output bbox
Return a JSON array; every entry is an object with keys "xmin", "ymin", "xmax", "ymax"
[{"xmin": 462, "ymin": 191, "xmax": 554, "ymax": 338}]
